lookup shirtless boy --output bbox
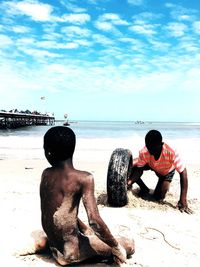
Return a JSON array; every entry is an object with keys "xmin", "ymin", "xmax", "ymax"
[
  {"xmin": 127, "ymin": 129, "xmax": 192, "ymax": 214},
  {"xmin": 31, "ymin": 126, "xmax": 134, "ymax": 265}
]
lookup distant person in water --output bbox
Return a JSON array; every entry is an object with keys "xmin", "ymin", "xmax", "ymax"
[
  {"xmin": 127, "ymin": 130, "xmax": 193, "ymax": 214},
  {"xmin": 23, "ymin": 126, "xmax": 134, "ymax": 265}
]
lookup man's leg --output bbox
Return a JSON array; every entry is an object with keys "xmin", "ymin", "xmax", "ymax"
[
  {"xmin": 127, "ymin": 166, "xmax": 150, "ymax": 195},
  {"xmin": 153, "ymin": 179, "xmax": 171, "ymax": 200}
]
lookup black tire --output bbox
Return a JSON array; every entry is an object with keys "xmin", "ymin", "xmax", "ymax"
[{"xmin": 107, "ymin": 148, "xmax": 133, "ymax": 207}]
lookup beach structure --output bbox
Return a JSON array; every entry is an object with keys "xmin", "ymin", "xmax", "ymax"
[{"xmin": 0, "ymin": 111, "xmax": 55, "ymax": 129}]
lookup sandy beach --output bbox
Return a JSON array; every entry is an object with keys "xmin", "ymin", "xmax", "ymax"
[{"xmin": 1, "ymin": 154, "xmax": 200, "ymax": 267}]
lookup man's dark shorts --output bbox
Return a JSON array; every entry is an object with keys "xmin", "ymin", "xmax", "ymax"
[{"xmin": 138, "ymin": 164, "xmax": 175, "ymax": 182}]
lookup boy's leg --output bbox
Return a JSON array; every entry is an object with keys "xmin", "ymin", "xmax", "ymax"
[
  {"xmin": 50, "ymin": 234, "xmax": 111, "ymax": 266},
  {"xmin": 153, "ymin": 170, "xmax": 175, "ymax": 200},
  {"xmin": 116, "ymin": 236, "xmax": 135, "ymax": 257},
  {"xmin": 153, "ymin": 179, "xmax": 170, "ymax": 200},
  {"xmin": 54, "ymin": 233, "xmax": 135, "ymax": 266},
  {"xmin": 78, "ymin": 234, "xmax": 135, "ymax": 262},
  {"xmin": 127, "ymin": 166, "xmax": 150, "ymax": 195},
  {"xmin": 17, "ymin": 230, "xmax": 48, "ymax": 256},
  {"xmin": 136, "ymin": 178, "xmax": 150, "ymax": 196},
  {"xmin": 78, "ymin": 218, "xmax": 94, "ymax": 235},
  {"xmin": 127, "ymin": 166, "xmax": 143, "ymax": 186}
]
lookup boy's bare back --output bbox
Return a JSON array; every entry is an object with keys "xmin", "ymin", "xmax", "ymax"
[{"xmin": 40, "ymin": 165, "xmax": 93, "ymax": 250}]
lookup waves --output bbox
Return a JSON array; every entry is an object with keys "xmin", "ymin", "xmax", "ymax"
[{"xmin": 0, "ymin": 121, "xmax": 199, "ymax": 163}]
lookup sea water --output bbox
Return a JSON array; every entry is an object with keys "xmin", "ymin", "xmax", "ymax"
[{"xmin": 0, "ymin": 121, "xmax": 200, "ymax": 163}]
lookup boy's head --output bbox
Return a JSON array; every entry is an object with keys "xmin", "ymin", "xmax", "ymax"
[
  {"xmin": 43, "ymin": 126, "xmax": 76, "ymax": 165},
  {"xmin": 145, "ymin": 130, "xmax": 163, "ymax": 156}
]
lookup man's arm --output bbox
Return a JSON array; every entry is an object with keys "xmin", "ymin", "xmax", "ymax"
[
  {"xmin": 178, "ymin": 168, "xmax": 193, "ymax": 214},
  {"xmin": 82, "ymin": 174, "xmax": 126, "ymax": 263}
]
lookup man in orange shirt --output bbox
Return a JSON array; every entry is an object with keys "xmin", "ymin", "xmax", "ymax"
[{"xmin": 127, "ymin": 130, "xmax": 192, "ymax": 214}]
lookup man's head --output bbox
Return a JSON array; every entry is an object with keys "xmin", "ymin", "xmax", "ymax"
[
  {"xmin": 145, "ymin": 130, "xmax": 163, "ymax": 156},
  {"xmin": 43, "ymin": 126, "xmax": 76, "ymax": 165}
]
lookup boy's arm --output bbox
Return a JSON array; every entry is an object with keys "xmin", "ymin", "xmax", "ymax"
[
  {"xmin": 82, "ymin": 174, "xmax": 126, "ymax": 263},
  {"xmin": 178, "ymin": 168, "xmax": 193, "ymax": 214}
]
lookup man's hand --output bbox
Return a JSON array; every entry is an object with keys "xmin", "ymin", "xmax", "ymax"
[
  {"xmin": 177, "ymin": 200, "xmax": 193, "ymax": 214},
  {"xmin": 112, "ymin": 244, "xmax": 126, "ymax": 265}
]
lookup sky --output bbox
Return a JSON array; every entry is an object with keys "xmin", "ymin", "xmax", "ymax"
[{"xmin": 0, "ymin": 0, "xmax": 200, "ymax": 122}]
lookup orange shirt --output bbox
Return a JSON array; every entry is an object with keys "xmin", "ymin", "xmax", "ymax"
[{"xmin": 135, "ymin": 143, "xmax": 185, "ymax": 176}]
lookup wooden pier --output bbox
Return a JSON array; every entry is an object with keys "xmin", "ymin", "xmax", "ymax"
[{"xmin": 0, "ymin": 111, "xmax": 55, "ymax": 129}]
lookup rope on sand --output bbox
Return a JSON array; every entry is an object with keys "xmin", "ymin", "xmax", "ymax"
[
  {"xmin": 117, "ymin": 223, "xmax": 180, "ymax": 250},
  {"xmin": 140, "ymin": 227, "xmax": 180, "ymax": 250}
]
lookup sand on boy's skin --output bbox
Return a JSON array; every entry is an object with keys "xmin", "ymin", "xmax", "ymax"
[{"xmin": 1, "ymin": 158, "xmax": 200, "ymax": 267}]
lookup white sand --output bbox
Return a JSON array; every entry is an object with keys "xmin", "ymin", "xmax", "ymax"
[{"xmin": 1, "ymin": 157, "xmax": 200, "ymax": 267}]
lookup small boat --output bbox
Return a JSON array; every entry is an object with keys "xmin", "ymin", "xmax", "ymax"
[{"xmin": 135, "ymin": 120, "xmax": 145, "ymax": 124}]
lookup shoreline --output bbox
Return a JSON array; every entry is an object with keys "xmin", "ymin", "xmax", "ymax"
[{"xmin": 1, "ymin": 134, "xmax": 200, "ymax": 165}]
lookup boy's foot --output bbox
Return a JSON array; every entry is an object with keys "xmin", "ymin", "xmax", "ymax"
[{"xmin": 127, "ymin": 179, "xmax": 133, "ymax": 190}]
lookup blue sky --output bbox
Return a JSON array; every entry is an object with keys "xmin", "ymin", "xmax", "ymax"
[{"xmin": 0, "ymin": 0, "xmax": 200, "ymax": 121}]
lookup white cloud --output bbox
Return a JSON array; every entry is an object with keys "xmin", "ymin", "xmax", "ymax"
[
  {"xmin": 178, "ymin": 42, "xmax": 198, "ymax": 52},
  {"xmin": 33, "ymin": 40, "xmax": 79, "ymax": 49},
  {"xmin": 92, "ymin": 34, "xmax": 113, "ymax": 46},
  {"xmin": 75, "ymin": 39, "xmax": 91, "ymax": 47},
  {"xmin": 177, "ymin": 14, "xmax": 195, "ymax": 21},
  {"xmin": 0, "ymin": 25, "xmax": 4, "ymax": 32},
  {"xmin": 1, "ymin": 53, "xmax": 200, "ymax": 115},
  {"xmin": 46, "ymin": 63, "xmax": 68, "ymax": 74},
  {"xmin": 127, "ymin": 0, "xmax": 145, "ymax": 6},
  {"xmin": 61, "ymin": 26, "xmax": 91, "ymax": 37},
  {"xmin": 95, "ymin": 21, "xmax": 114, "ymax": 31},
  {"xmin": 0, "ymin": 2, "xmax": 199, "ymax": 100},
  {"xmin": 181, "ymin": 68, "xmax": 200, "ymax": 92},
  {"xmin": 42, "ymin": 31, "xmax": 63, "ymax": 41},
  {"xmin": 16, "ymin": 37, "xmax": 36, "ymax": 46},
  {"xmin": 165, "ymin": 3, "xmax": 197, "ymax": 22},
  {"xmin": 193, "ymin": 21, "xmax": 200, "ymax": 34},
  {"xmin": 148, "ymin": 40, "xmax": 171, "ymax": 51},
  {"xmin": 99, "ymin": 13, "xmax": 129, "ymax": 25},
  {"xmin": 12, "ymin": 25, "xmax": 31, "ymax": 33},
  {"xmin": 15, "ymin": 0, "xmax": 53, "ymax": 21},
  {"xmin": 0, "ymin": 34, "xmax": 13, "ymax": 47},
  {"xmin": 56, "ymin": 13, "xmax": 90, "ymax": 24},
  {"xmin": 87, "ymin": 0, "xmax": 110, "ymax": 4},
  {"xmin": 132, "ymin": 12, "xmax": 162, "ymax": 21},
  {"xmin": 129, "ymin": 24, "xmax": 156, "ymax": 36},
  {"xmin": 0, "ymin": 60, "xmax": 62, "ymax": 110},
  {"xmin": 94, "ymin": 13, "xmax": 127, "ymax": 34},
  {"xmin": 0, "ymin": 60, "xmax": 40, "ymax": 95},
  {"xmin": 64, "ymin": 42, "xmax": 79, "ymax": 49},
  {"xmin": 166, "ymin": 22, "xmax": 188, "ymax": 37},
  {"xmin": 60, "ymin": 1, "xmax": 87, "ymax": 13},
  {"xmin": 119, "ymin": 37, "xmax": 145, "ymax": 52},
  {"xmin": 22, "ymin": 48, "xmax": 61, "ymax": 58}
]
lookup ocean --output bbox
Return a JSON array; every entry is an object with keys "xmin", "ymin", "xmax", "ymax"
[{"xmin": 0, "ymin": 121, "xmax": 200, "ymax": 163}]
